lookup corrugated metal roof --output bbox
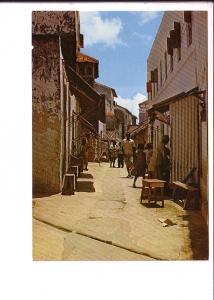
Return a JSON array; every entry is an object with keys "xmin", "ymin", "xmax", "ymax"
[{"xmin": 129, "ymin": 123, "xmax": 148, "ymax": 137}]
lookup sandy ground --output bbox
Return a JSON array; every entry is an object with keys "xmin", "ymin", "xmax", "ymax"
[{"xmin": 33, "ymin": 162, "xmax": 208, "ymax": 260}]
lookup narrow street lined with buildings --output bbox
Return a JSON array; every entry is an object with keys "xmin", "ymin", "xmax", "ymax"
[
  {"xmin": 32, "ymin": 11, "xmax": 209, "ymax": 261},
  {"xmin": 33, "ymin": 162, "xmax": 208, "ymax": 261}
]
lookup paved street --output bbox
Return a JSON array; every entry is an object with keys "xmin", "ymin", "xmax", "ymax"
[{"xmin": 33, "ymin": 162, "xmax": 208, "ymax": 261}]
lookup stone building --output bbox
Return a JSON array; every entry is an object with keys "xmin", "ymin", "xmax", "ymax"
[
  {"xmin": 114, "ymin": 104, "xmax": 137, "ymax": 140},
  {"xmin": 128, "ymin": 99, "xmax": 151, "ymax": 147},
  {"xmin": 146, "ymin": 11, "xmax": 208, "ymax": 222},
  {"xmin": 32, "ymin": 11, "xmax": 105, "ymax": 193},
  {"xmin": 139, "ymin": 100, "xmax": 150, "ymax": 125}
]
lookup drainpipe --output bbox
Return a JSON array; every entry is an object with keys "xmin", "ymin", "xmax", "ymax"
[{"xmin": 59, "ymin": 36, "xmax": 64, "ymax": 190}]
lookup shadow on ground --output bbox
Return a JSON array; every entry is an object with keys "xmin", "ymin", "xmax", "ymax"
[
  {"xmin": 141, "ymin": 202, "xmax": 163, "ymax": 208},
  {"xmin": 169, "ymin": 192, "xmax": 208, "ymax": 259},
  {"xmin": 79, "ymin": 173, "xmax": 93, "ymax": 179},
  {"xmin": 177, "ymin": 210, "xmax": 208, "ymax": 260},
  {"xmin": 33, "ymin": 191, "xmax": 59, "ymax": 198},
  {"xmin": 76, "ymin": 181, "xmax": 95, "ymax": 192}
]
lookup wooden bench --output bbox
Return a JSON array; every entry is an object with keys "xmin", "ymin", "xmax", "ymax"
[
  {"xmin": 141, "ymin": 179, "xmax": 166, "ymax": 208},
  {"xmin": 172, "ymin": 181, "xmax": 199, "ymax": 209},
  {"xmin": 61, "ymin": 174, "xmax": 76, "ymax": 195}
]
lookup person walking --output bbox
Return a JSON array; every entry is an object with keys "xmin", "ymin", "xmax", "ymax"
[
  {"xmin": 145, "ymin": 143, "xmax": 154, "ymax": 178},
  {"xmin": 149, "ymin": 135, "xmax": 170, "ymax": 180},
  {"xmin": 161, "ymin": 147, "xmax": 170, "ymax": 182},
  {"xmin": 117, "ymin": 141, "xmax": 124, "ymax": 168},
  {"xmin": 122, "ymin": 132, "xmax": 135, "ymax": 178},
  {"xmin": 132, "ymin": 144, "xmax": 147, "ymax": 188},
  {"xmin": 156, "ymin": 135, "xmax": 170, "ymax": 179},
  {"xmin": 80, "ymin": 137, "xmax": 89, "ymax": 171},
  {"xmin": 109, "ymin": 140, "xmax": 118, "ymax": 168}
]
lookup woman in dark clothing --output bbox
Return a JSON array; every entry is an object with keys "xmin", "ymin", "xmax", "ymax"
[
  {"xmin": 80, "ymin": 137, "xmax": 89, "ymax": 171},
  {"xmin": 132, "ymin": 144, "xmax": 147, "ymax": 188},
  {"xmin": 161, "ymin": 147, "xmax": 170, "ymax": 182},
  {"xmin": 117, "ymin": 141, "xmax": 124, "ymax": 168},
  {"xmin": 109, "ymin": 140, "xmax": 118, "ymax": 168}
]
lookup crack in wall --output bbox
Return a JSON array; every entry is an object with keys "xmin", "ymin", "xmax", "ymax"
[{"xmin": 34, "ymin": 216, "xmax": 161, "ymax": 260}]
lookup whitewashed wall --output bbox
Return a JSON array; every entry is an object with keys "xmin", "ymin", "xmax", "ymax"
[{"xmin": 147, "ymin": 11, "xmax": 208, "ymax": 223}]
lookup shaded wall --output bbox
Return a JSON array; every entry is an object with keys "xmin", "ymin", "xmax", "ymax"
[{"xmin": 32, "ymin": 36, "xmax": 61, "ymax": 193}]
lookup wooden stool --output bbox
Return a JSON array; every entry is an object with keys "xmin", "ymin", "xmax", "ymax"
[
  {"xmin": 69, "ymin": 165, "xmax": 79, "ymax": 185},
  {"xmin": 61, "ymin": 174, "xmax": 75, "ymax": 195},
  {"xmin": 141, "ymin": 179, "xmax": 166, "ymax": 207}
]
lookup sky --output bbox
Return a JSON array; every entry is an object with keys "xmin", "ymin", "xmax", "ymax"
[{"xmin": 80, "ymin": 11, "xmax": 164, "ymax": 118}]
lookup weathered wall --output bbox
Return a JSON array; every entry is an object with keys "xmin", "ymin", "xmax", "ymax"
[
  {"xmin": 32, "ymin": 11, "xmax": 80, "ymax": 194},
  {"xmin": 147, "ymin": 11, "xmax": 207, "ymax": 104},
  {"xmin": 32, "ymin": 36, "xmax": 61, "ymax": 193},
  {"xmin": 32, "ymin": 11, "xmax": 76, "ymax": 35}
]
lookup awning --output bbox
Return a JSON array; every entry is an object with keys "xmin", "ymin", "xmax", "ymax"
[
  {"xmin": 130, "ymin": 123, "xmax": 148, "ymax": 138},
  {"xmin": 64, "ymin": 61, "xmax": 105, "ymax": 123},
  {"xmin": 148, "ymin": 87, "xmax": 199, "ymax": 114},
  {"xmin": 72, "ymin": 111, "xmax": 99, "ymax": 138}
]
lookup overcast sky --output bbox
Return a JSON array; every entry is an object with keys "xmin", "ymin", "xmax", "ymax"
[{"xmin": 80, "ymin": 11, "xmax": 164, "ymax": 117}]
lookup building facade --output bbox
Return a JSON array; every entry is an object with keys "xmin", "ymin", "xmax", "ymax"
[
  {"xmin": 139, "ymin": 100, "xmax": 150, "ymax": 125},
  {"xmin": 32, "ymin": 11, "xmax": 105, "ymax": 193},
  {"xmin": 114, "ymin": 104, "xmax": 137, "ymax": 140},
  {"xmin": 146, "ymin": 11, "xmax": 208, "ymax": 222},
  {"xmin": 93, "ymin": 82, "xmax": 117, "ymax": 139}
]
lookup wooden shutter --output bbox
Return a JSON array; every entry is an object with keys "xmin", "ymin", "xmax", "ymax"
[
  {"xmin": 170, "ymin": 22, "xmax": 181, "ymax": 48},
  {"xmin": 147, "ymin": 81, "xmax": 152, "ymax": 92},
  {"xmin": 184, "ymin": 11, "xmax": 192, "ymax": 23},
  {"xmin": 151, "ymin": 70, "xmax": 155, "ymax": 82},
  {"xmin": 167, "ymin": 37, "xmax": 173, "ymax": 55},
  {"xmin": 151, "ymin": 69, "xmax": 158, "ymax": 82},
  {"xmin": 154, "ymin": 68, "xmax": 158, "ymax": 82}
]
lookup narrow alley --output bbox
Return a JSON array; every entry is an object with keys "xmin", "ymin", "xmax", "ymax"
[
  {"xmin": 32, "ymin": 11, "xmax": 209, "ymax": 262},
  {"xmin": 33, "ymin": 162, "xmax": 208, "ymax": 261}
]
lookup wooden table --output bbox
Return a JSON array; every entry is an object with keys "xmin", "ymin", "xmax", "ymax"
[{"xmin": 140, "ymin": 179, "xmax": 166, "ymax": 207}]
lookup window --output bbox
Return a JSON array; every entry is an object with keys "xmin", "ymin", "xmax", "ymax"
[
  {"xmin": 177, "ymin": 47, "xmax": 181, "ymax": 61},
  {"xmin": 170, "ymin": 53, "xmax": 173, "ymax": 72},
  {"xmin": 156, "ymin": 68, "xmax": 158, "ymax": 92},
  {"xmin": 160, "ymin": 60, "xmax": 163, "ymax": 86},
  {"xmin": 153, "ymin": 68, "xmax": 158, "ymax": 93},
  {"xmin": 87, "ymin": 64, "xmax": 93, "ymax": 75},
  {"xmin": 184, "ymin": 11, "xmax": 192, "ymax": 46},
  {"xmin": 164, "ymin": 51, "xmax": 167, "ymax": 80},
  {"xmin": 187, "ymin": 22, "xmax": 192, "ymax": 46},
  {"xmin": 147, "ymin": 81, "xmax": 152, "ymax": 101}
]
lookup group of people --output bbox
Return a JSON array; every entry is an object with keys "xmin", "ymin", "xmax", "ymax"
[
  {"xmin": 109, "ymin": 141, "xmax": 124, "ymax": 168},
  {"xmin": 109, "ymin": 133, "xmax": 170, "ymax": 189},
  {"xmin": 80, "ymin": 132, "xmax": 171, "ymax": 192}
]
